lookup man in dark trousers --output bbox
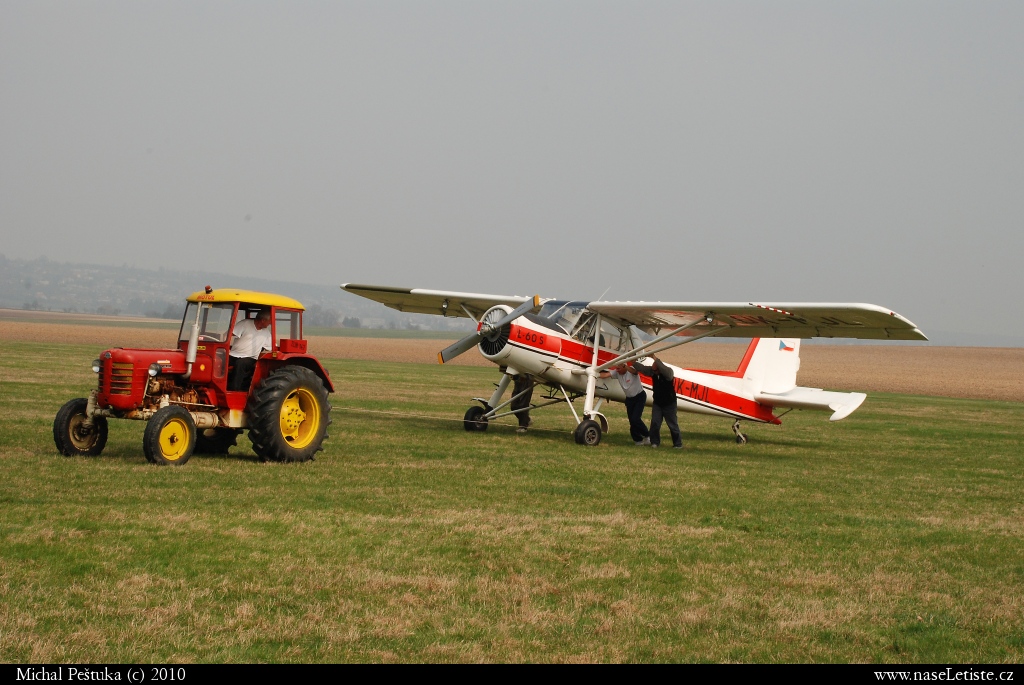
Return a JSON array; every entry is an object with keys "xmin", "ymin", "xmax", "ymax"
[
  {"xmin": 634, "ymin": 354, "xmax": 683, "ymax": 449},
  {"xmin": 599, "ymin": 362, "xmax": 650, "ymax": 446},
  {"xmin": 510, "ymin": 372, "xmax": 534, "ymax": 433}
]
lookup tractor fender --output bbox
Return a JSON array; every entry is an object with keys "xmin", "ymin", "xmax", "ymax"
[{"xmin": 258, "ymin": 354, "xmax": 334, "ymax": 393}]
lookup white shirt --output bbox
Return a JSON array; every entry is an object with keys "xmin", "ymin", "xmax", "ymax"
[
  {"xmin": 610, "ymin": 369, "xmax": 644, "ymax": 398},
  {"xmin": 231, "ymin": 318, "xmax": 272, "ymax": 359}
]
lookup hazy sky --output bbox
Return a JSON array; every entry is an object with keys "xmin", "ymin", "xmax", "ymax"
[{"xmin": 1, "ymin": 1, "xmax": 1021, "ymax": 340}]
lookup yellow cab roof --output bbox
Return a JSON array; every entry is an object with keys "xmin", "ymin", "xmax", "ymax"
[{"xmin": 186, "ymin": 288, "xmax": 305, "ymax": 311}]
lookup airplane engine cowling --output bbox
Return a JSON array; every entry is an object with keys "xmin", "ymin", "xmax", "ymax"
[{"xmin": 477, "ymin": 305, "xmax": 514, "ymax": 361}]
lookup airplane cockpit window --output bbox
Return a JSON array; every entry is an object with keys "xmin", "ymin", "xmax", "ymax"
[
  {"xmin": 538, "ymin": 301, "xmax": 589, "ymax": 333},
  {"xmin": 572, "ymin": 313, "xmax": 596, "ymax": 343},
  {"xmin": 600, "ymin": 319, "xmax": 630, "ymax": 352},
  {"xmin": 571, "ymin": 314, "xmax": 631, "ymax": 352}
]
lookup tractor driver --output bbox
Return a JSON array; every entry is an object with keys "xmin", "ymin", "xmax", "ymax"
[{"xmin": 228, "ymin": 309, "xmax": 272, "ymax": 391}]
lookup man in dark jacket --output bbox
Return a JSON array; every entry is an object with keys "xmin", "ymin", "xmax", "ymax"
[{"xmin": 634, "ymin": 354, "xmax": 683, "ymax": 449}]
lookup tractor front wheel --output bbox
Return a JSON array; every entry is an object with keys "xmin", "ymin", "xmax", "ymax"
[
  {"xmin": 248, "ymin": 366, "xmax": 331, "ymax": 462},
  {"xmin": 53, "ymin": 398, "xmax": 108, "ymax": 457},
  {"xmin": 144, "ymin": 406, "xmax": 197, "ymax": 466}
]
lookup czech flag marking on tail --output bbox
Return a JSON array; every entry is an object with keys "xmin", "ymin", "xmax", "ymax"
[{"xmin": 779, "ymin": 341, "xmax": 795, "ymax": 352}]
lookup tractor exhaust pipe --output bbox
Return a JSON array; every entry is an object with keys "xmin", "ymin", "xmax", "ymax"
[
  {"xmin": 181, "ymin": 304, "xmax": 203, "ymax": 380},
  {"xmin": 189, "ymin": 412, "xmax": 220, "ymax": 429}
]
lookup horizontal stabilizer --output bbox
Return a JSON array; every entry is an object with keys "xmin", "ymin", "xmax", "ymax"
[{"xmin": 755, "ymin": 387, "xmax": 867, "ymax": 421}]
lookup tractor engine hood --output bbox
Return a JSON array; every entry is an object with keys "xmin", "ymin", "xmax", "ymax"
[
  {"xmin": 104, "ymin": 348, "xmax": 189, "ymax": 374},
  {"xmin": 95, "ymin": 348, "xmax": 189, "ymax": 411}
]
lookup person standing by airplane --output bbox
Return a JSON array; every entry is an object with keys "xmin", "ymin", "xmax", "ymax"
[
  {"xmin": 633, "ymin": 354, "xmax": 683, "ymax": 449},
  {"xmin": 510, "ymin": 372, "xmax": 534, "ymax": 433},
  {"xmin": 600, "ymin": 362, "xmax": 650, "ymax": 446}
]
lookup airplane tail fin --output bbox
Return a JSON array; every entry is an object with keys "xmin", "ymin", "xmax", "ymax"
[
  {"xmin": 740, "ymin": 338, "xmax": 866, "ymax": 421},
  {"xmin": 740, "ymin": 338, "xmax": 802, "ymax": 395}
]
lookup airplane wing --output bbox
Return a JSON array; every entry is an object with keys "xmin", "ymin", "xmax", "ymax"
[
  {"xmin": 340, "ymin": 283, "xmax": 537, "ymax": 321},
  {"xmin": 588, "ymin": 301, "xmax": 927, "ymax": 340}
]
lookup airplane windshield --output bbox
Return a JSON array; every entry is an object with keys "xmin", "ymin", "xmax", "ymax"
[{"xmin": 538, "ymin": 301, "xmax": 589, "ymax": 333}]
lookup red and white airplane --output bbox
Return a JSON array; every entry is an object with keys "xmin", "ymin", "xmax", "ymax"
[{"xmin": 341, "ymin": 284, "xmax": 927, "ymax": 446}]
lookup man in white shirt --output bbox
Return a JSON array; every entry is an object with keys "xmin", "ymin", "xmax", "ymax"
[
  {"xmin": 228, "ymin": 309, "xmax": 272, "ymax": 391},
  {"xmin": 600, "ymin": 362, "xmax": 650, "ymax": 446}
]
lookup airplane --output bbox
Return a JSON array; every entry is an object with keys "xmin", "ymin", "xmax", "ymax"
[{"xmin": 340, "ymin": 284, "xmax": 927, "ymax": 446}]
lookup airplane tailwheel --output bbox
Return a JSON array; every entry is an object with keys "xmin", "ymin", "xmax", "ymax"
[
  {"xmin": 574, "ymin": 419, "xmax": 602, "ymax": 446},
  {"xmin": 732, "ymin": 420, "xmax": 747, "ymax": 445},
  {"xmin": 464, "ymin": 406, "xmax": 489, "ymax": 432}
]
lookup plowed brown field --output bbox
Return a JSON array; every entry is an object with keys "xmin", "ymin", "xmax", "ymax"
[{"xmin": 2, "ymin": 316, "xmax": 1021, "ymax": 401}]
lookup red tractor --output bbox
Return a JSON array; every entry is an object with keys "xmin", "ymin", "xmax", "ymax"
[{"xmin": 53, "ymin": 287, "xmax": 334, "ymax": 465}]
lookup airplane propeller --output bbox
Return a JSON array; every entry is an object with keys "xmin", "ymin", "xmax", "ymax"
[{"xmin": 438, "ymin": 295, "xmax": 541, "ymax": 364}]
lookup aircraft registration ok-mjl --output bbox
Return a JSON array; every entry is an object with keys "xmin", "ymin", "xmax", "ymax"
[{"xmin": 341, "ymin": 284, "xmax": 927, "ymax": 446}]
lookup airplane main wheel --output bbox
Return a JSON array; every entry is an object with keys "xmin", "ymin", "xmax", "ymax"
[
  {"xmin": 53, "ymin": 398, "xmax": 108, "ymax": 457},
  {"xmin": 574, "ymin": 419, "xmax": 602, "ymax": 446},
  {"xmin": 143, "ymin": 406, "xmax": 196, "ymax": 466},
  {"xmin": 736, "ymin": 433, "xmax": 748, "ymax": 445},
  {"xmin": 464, "ymin": 406, "xmax": 488, "ymax": 432}
]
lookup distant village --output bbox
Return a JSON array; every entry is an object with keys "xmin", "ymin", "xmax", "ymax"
[{"xmin": 0, "ymin": 254, "xmax": 472, "ymax": 333}]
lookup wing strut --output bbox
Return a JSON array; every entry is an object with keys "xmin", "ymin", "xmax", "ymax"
[
  {"xmin": 577, "ymin": 314, "xmax": 730, "ymax": 423},
  {"xmin": 597, "ymin": 315, "xmax": 718, "ymax": 371},
  {"xmin": 639, "ymin": 323, "xmax": 730, "ymax": 358},
  {"xmin": 572, "ymin": 315, "xmax": 716, "ymax": 377}
]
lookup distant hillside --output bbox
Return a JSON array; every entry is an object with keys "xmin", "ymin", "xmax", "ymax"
[
  {"xmin": 0, "ymin": 254, "xmax": 472, "ymax": 333},
  {"xmin": 3, "ymin": 254, "xmax": 1021, "ymax": 346}
]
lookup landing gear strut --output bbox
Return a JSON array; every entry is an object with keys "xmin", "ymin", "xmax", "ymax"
[{"xmin": 732, "ymin": 419, "xmax": 748, "ymax": 445}]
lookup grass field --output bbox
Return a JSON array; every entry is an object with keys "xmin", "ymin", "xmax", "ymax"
[{"xmin": 1, "ymin": 340, "xmax": 1022, "ymax": 663}]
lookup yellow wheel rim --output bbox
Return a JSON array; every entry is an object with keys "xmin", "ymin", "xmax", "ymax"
[
  {"xmin": 158, "ymin": 417, "xmax": 190, "ymax": 461},
  {"xmin": 279, "ymin": 388, "xmax": 320, "ymax": 449}
]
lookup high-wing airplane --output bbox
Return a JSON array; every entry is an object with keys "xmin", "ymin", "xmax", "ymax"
[{"xmin": 341, "ymin": 284, "xmax": 927, "ymax": 446}]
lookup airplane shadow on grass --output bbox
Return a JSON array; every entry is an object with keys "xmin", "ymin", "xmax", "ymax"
[{"xmin": 343, "ymin": 408, "xmax": 815, "ymax": 454}]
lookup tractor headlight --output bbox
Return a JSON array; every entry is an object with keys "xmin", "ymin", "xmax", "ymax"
[
  {"xmin": 148, "ymin": 363, "xmax": 162, "ymax": 377},
  {"xmin": 91, "ymin": 359, "xmax": 102, "ymax": 373}
]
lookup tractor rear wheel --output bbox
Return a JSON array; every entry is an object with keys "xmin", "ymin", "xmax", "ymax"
[
  {"xmin": 248, "ymin": 366, "xmax": 330, "ymax": 462},
  {"xmin": 143, "ymin": 406, "xmax": 197, "ymax": 466},
  {"xmin": 53, "ymin": 398, "xmax": 108, "ymax": 457},
  {"xmin": 195, "ymin": 428, "xmax": 241, "ymax": 455}
]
